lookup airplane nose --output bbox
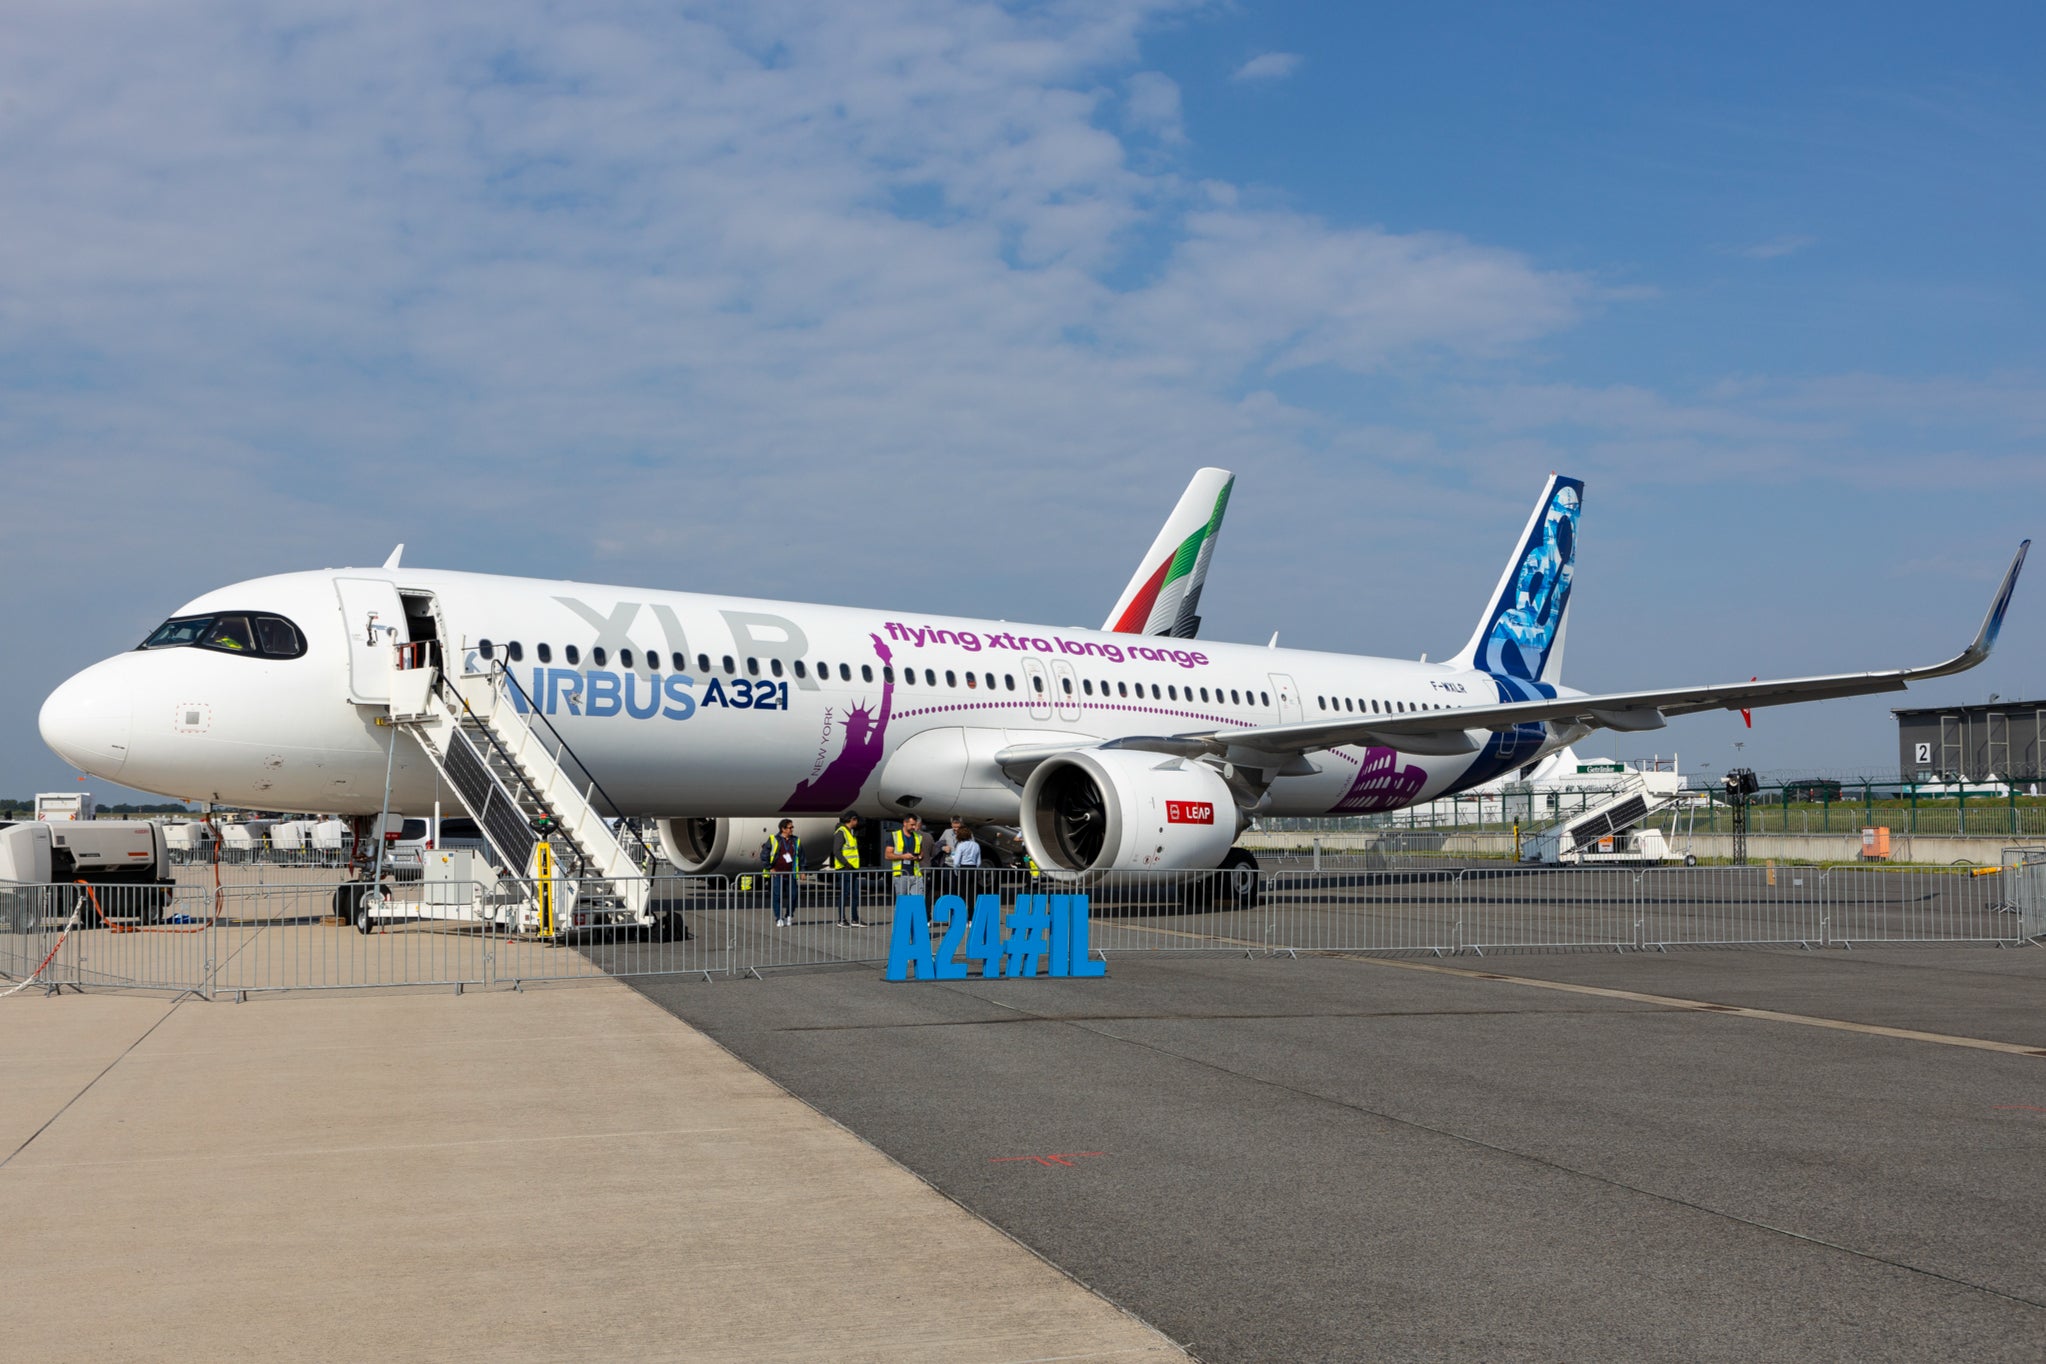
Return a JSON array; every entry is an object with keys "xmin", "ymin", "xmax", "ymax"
[{"xmin": 40, "ymin": 661, "xmax": 133, "ymax": 778}]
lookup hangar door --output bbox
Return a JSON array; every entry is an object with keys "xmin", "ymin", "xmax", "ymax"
[{"xmin": 335, "ymin": 578, "xmax": 406, "ymax": 704}]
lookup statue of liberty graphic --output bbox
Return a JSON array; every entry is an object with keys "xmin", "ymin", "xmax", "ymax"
[{"xmin": 781, "ymin": 634, "xmax": 896, "ymax": 812}]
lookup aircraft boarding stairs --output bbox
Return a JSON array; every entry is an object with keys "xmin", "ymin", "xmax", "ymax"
[
  {"xmin": 386, "ymin": 656, "xmax": 658, "ymax": 934},
  {"xmin": 1519, "ymin": 769, "xmax": 1693, "ymax": 866}
]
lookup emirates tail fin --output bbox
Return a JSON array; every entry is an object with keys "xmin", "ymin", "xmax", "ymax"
[{"xmin": 1103, "ymin": 468, "xmax": 1234, "ymax": 639}]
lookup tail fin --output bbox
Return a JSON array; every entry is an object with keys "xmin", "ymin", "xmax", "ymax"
[
  {"xmin": 1104, "ymin": 467, "xmax": 1234, "ymax": 639},
  {"xmin": 1449, "ymin": 474, "xmax": 1583, "ymax": 684}
]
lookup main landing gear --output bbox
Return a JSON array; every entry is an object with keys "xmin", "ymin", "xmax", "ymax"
[{"xmin": 1180, "ymin": 847, "xmax": 1261, "ymax": 913}]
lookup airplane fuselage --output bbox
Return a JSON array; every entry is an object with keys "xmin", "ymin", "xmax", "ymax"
[{"xmin": 41, "ymin": 566, "xmax": 1578, "ymax": 820}]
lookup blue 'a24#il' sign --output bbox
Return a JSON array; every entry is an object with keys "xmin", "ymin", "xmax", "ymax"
[{"xmin": 886, "ymin": 894, "xmax": 1107, "ymax": 981}]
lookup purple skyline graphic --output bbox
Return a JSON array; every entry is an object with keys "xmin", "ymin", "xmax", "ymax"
[{"xmin": 1327, "ymin": 747, "xmax": 1429, "ymax": 814}]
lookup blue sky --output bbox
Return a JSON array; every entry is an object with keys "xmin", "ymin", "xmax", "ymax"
[{"xmin": 3, "ymin": 0, "xmax": 2041, "ymax": 799}]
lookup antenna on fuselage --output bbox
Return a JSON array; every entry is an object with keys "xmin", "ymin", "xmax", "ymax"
[{"xmin": 383, "ymin": 544, "xmax": 405, "ymax": 569}]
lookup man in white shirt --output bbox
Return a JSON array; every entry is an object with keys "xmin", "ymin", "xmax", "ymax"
[{"xmin": 950, "ymin": 823, "xmax": 982, "ymax": 909}]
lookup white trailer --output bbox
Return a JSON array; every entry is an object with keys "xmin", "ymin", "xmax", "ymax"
[
  {"xmin": 218, "ymin": 820, "xmax": 276, "ymax": 862},
  {"xmin": 163, "ymin": 821, "xmax": 219, "ymax": 862},
  {"xmin": 270, "ymin": 819, "xmax": 314, "ymax": 854},
  {"xmin": 310, "ymin": 819, "xmax": 351, "ymax": 861},
  {"xmin": 34, "ymin": 792, "xmax": 95, "ymax": 822},
  {"xmin": 0, "ymin": 820, "xmax": 176, "ymax": 928}
]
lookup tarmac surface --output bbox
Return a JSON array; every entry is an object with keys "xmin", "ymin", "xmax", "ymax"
[
  {"xmin": 14, "ymin": 860, "xmax": 2046, "ymax": 1360},
  {"xmin": 632, "ymin": 943, "xmax": 2046, "ymax": 1363},
  {"xmin": 2, "ymin": 981, "xmax": 1186, "ymax": 1363}
]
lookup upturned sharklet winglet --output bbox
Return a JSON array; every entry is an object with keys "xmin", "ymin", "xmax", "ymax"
[
  {"xmin": 1448, "ymin": 474, "xmax": 1583, "ymax": 685},
  {"xmin": 1919, "ymin": 538, "xmax": 2030, "ymax": 679},
  {"xmin": 1104, "ymin": 468, "xmax": 1234, "ymax": 639}
]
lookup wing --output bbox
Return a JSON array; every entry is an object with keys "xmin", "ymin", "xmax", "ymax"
[{"xmin": 1001, "ymin": 540, "xmax": 2029, "ymax": 775}]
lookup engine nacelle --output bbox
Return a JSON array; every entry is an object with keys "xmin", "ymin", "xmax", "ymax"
[
  {"xmin": 655, "ymin": 816, "xmax": 838, "ymax": 876},
  {"xmin": 1020, "ymin": 750, "xmax": 1239, "ymax": 875}
]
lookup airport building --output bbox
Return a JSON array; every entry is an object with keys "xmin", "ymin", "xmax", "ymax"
[{"xmin": 1894, "ymin": 697, "xmax": 2046, "ymax": 782}]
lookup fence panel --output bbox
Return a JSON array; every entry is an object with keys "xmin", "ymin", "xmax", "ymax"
[
  {"xmin": 1458, "ymin": 866, "xmax": 1636, "ymax": 953},
  {"xmin": 1071, "ymin": 869, "xmax": 1264, "ymax": 956},
  {"xmin": 3, "ymin": 881, "xmax": 217, "ymax": 994},
  {"xmin": 2010, "ymin": 859, "xmax": 2046, "ymax": 941},
  {"xmin": 1259, "ymin": 869, "xmax": 1458, "ymax": 955},
  {"xmin": 554, "ymin": 874, "xmax": 742, "ymax": 983},
  {"xmin": 707, "ymin": 869, "xmax": 897, "ymax": 976},
  {"xmin": 1639, "ymin": 864, "xmax": 1822, "ymax": 949},
  {"xmin": 207, "ymin": 882, "xmax": 491, "ymax": 995},
  {"xmin": 1821, "ymin": 865, "xmax": 2023, "ymax": 946}
]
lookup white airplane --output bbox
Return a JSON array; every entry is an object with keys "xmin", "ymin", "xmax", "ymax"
[{"xmin": 39, "ymin": 475, "xmax": 2029, "ymax": 884}]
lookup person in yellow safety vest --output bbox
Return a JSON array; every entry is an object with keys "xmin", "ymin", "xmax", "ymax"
[
  {"xmin": 832, "ymin": 812, "xmax": 866, "ymax": 927},
  {"xmin": 887, "ymin": 815, "xmax": 927, "ymax": 912},
  {"xmin": 764, "ymin": 818, "xmax": 801, "ymax": 927}
]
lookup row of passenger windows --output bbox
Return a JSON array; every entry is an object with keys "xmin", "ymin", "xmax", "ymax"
[
  {"xmin": 476, "ymin": 638, "xmax": 1285, "ymax": 708},
  {"xmin": 480, "ymin": 639, "xmax": 885, "ymax": 682},
  {"xmin": 1317, "ymin": 694, "xmax": 1448, "ymax": 715},
  {"xmin": 474, "ymin": 639, "xmax": 1449, "ymax": 717}
]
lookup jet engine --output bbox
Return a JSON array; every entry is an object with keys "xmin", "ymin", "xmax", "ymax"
[
  {"xmin": 1020, "ymin": 750, "xmax": 1240, "ymax": 875},
  {"xmin": 655, "ymin": 816, "xmax": 838, "ymax": 876}
]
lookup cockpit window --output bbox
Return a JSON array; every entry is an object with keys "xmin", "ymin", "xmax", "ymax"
[
  {"xmin": 207, "ymin": 616, "xmax": 255, "ymax": 652},
  {"xmin": 142, "ymin": 616, "xmax": 214, "ymax": 649},
  {"xmin": 254, "ymin": 616, "xmax": 304, "ymax": 657},
  {"xmin": 139, "ymin": 612, "xmax": 307, "ymax": 659}
]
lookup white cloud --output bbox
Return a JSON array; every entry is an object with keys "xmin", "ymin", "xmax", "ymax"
[
  {"xmin": 1125, "ymin": 70, "xmax": 1185, "ymax": 143},
  {"xmin": 1112, "ymin": 211, "xmax": 1586, "ymax": 377},
  {"xmin": 1731, "ymin": 234, "xmax": 1818, "ymax": 260},
  {"xmin": 1232, "ymin": 51, "xmax": 1302, "ymax": 82}
]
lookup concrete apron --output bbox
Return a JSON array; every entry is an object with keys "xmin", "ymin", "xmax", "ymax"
[{"xmin": 0, "ymin": 983, "xmax": 1185, "ymax": 1363}]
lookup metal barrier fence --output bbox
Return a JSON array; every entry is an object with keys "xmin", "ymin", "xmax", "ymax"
[
  {"xmin": 5, "ymin": 861, "xmax": 2042, "ymax": 998},
  {"xmin": 1259, "ymin": 787, "xmax": 2046, "ymax": 838}
]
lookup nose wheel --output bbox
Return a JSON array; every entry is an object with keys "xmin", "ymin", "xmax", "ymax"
[{"xmin": 334, "ymin": 881, "xmax": 386, "ymax": 933}]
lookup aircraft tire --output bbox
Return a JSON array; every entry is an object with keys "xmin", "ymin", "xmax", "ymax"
[
  {"xmin": 1218, "ymin": 848, "xmax": 1261, "ymax": 910},
  {"xmin": 1683, "ymin": 854, "xmax": 1698, "ymax": 867},
  {"xmin": 333, "ymin": 883, "xmax": 364, "ymax": 922}
]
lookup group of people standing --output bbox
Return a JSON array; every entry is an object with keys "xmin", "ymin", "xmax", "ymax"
[{"xmin": 760, "ymin": 812, "xmax": 1002, "ymax": 928}]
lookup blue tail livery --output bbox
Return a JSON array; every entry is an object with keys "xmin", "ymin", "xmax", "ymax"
[{"xmin": 1450, "ymin": 474, "xmax": 1583, "ymax": 685}]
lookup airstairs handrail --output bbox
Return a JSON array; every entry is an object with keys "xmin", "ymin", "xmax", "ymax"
[
  {"xmin": 426, "ymin": 669, "xmax": 594, "ymax": 877},
  {"xmin": 460, "ymin": 663, "xmax": 660, "ymax": 875}
]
